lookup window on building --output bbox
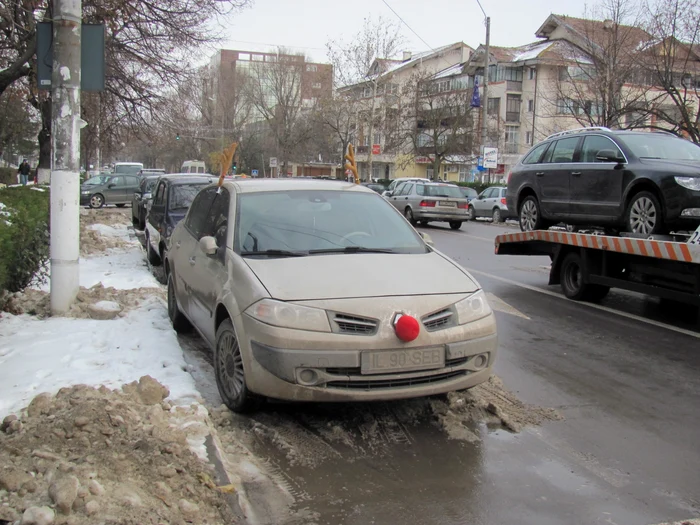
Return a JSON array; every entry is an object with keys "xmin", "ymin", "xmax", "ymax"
[
  {"xmin": 506, "ymin": 95, "xmax": 521, "ymax": 113},
  {"xmin": 372, "ymin": 165, "xmax": 382, "ymax": 180},
  {"xmin": 362, "ymin": 135, "xmax": 369, "ymax": 147},
  {"xmin": 487, "ymin": 97, "xmax": 500, "ymax": 114},
  {"xmin": 559, "ymin": 65, "xmax": 595, "ymax": 81},
  {"xmin": 529, "ymin": 68, "xmax": 536, "ymax": 80},
  {"xmin": 528, "ymin": 99, "xmax": 534, "ymax": 112},
  {"xmin": 363, "ymin": 86, "xmax": 372, "ymax": 97},
  {"xmin": 373, "ymin": 132, "xmax": 382, "ymax": 145},
  {"xmin": 426, "ymin": 167, "xmax": 434, "ymax": 179},
  {"xmin": 387, "ymin": 83, "xmax": 399, "ymax": 95},
  {"xmin": 238, "ymin": 53, "xmax": 250, "ymax": 61},
  {"xmin": 252, "ymin": 54, "xmax": 264, "ymax": 61},
  {"xmin": 459, "ymin": 165, "xmax": 468, "ymax": 182},
  {"xmin": 417, "ymin": 133, "xmax": 431, "ymax": 147},
  {"xmin": 526, "ymin": 131, "xmax": 533, "ymax": 146},
  {"xmin": 505, "ymin": 126, "xmax": 519, "ymax": 154},
  {"xmin": 312, "ymin": 82, "xmax": 322, "ymax": 89},
  {"xmin": 306, "ymin": 64, "xmax": 318, "ymax": 72}
]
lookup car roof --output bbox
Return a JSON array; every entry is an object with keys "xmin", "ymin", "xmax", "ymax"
[
  {"xmin": 221, "ymin": 179, "xmax": 375, "ymax": 194},
  {"xmin": 158, "ymin": 174, "xmax": 217, "ymax": 185}
]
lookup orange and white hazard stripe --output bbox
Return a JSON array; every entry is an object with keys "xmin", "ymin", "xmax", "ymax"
[{"xmin": 495, "ymin": 231, "xmax": 700, "ymax": 264}]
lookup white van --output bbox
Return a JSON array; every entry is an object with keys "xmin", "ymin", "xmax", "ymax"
[
  {"xmin": 181, "ymin": 160, "xmax": 207, "ymax": 174},
  {"xmin": 113, "ymin": 162, "xmax": 144, "ymax": 175}
]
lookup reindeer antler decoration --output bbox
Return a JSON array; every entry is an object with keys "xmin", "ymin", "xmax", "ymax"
[
  {"xmin": 345, "ymin": 144, "xmax": 359, "ymax": 184},
  {"xmin": 217, "ymin": 142, "xmax": 238, "ymax": 189}
]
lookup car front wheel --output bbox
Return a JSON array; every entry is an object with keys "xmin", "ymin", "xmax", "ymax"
[
  {"xmin": 625, "ymin": 191, "xmax": 664, "ymax": 235},
  {"xmin": 214, "ymin": 319, "xmax": 259, "ymax": 413},
  {"xmin": 89, "ymin": 193, "xmax": 104, "ymax": 209},
  {"xmin": 519, "ymin": 195, "xmax": 547, "ymax": 231}
]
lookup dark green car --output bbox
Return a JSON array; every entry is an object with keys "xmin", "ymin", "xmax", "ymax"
[{"xmin": 80, "ymin": 174, "xmax": 140, "ymax": 208}]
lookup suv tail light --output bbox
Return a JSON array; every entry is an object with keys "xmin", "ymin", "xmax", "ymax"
[
  {"xmin": 500, "ymin": 198, "xmax": 507, "ymax": 205},
  {"xmin": 458, "ymin": 202, "xmax": 468, "ymax": 209},
  {"xmin": 420, "ymin": 200, "xmax": 436, "ymax": 207}
]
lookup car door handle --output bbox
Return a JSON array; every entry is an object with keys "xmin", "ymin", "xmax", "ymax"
[
  {"xmin": 536, "ymin": 172, "xmax": 545, "ymax": 177},
  {"xmin": 189, "ymin": 257, "xmax": 196, "ymax": 265},
  {"xmin": 404, "ymin": 197, "xmax": 408, "ymax": 200},
  {"xmin": 571, "ymin": 171, "xmax": 582, "ymax": 176}
]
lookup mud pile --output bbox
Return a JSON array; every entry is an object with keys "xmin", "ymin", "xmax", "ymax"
[
  {"xmin": 1, "ymin": 284, "xmax": 164, "ymax": 319},
  {"xmin": 79, "ymin": 209, "xmax": 134, "ymax": 257},
  {"xmin": 0, "ymin": 378, "xmax": 237, "ymax": 525}
]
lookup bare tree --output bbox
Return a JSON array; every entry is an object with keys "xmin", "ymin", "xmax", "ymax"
[
  {"xmin": 326, "ymin": 16, "xmax": 405, "ymax": 180},
  {"xmin": 545, "ymin": 0, "xmax": 664, "ymax": 129},
  {"xmin": 642, "ymin": 0, "xmax": 700, "ymax": 142},
  {"xmin": 313, "ymin": 92, "xmax": 356, "ymax": 168},
  {"xmin": 242, "ymin": 49, "xmax": 311, "ymax": 176},
  {"xmin": 0, "ymin": 0, "xmax": 36, "ymax": 96},
  {"xmin": 399, "ymin": 70, "xmax": 476, "ymax": 180},
  {"xmin": 0, "ymin": 83, "xmax": 39, "ymax": 165}
]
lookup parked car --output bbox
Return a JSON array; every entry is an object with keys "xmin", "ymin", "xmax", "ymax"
[
  {"xmin": 361, "ymin": 182, "xmax": 387, "ymax": 194},
  {"xmin": 386, "ymin": 181, "xmax": 469, "ymax": 229},
  {"xmin": 164, "ymin": 179, "xmax": 497, "ymax": 411},
  {"xmin": 131, "ymin": 175, "xmax": 162, "ymax": 230},
  {"xmin": 507, "ymin": 127, "xmax": 700, "ymax": 234},
  {"xmin": 80, "ymin": 174, "xmax": 141, "ymax": 208},
  {"xmin": 144, "ymin": 174, "xmax": 215, "ymax": 266},
  {"xmin": 382, "ymin": 177, "xmax": 430, "ymax": 197},
  {"xmin": 467, "ymin": 186, "xmax": 510, "ymax": 223},
  {"xmin": 459, "ymin": 186, "xmax": 479, "ymax": 202},
  {"xmin": 112, "ymin": 162, "xmax": 144, "ymax": 175},
  {"xmin": 138, "ymin": 168, "xmax": 166, "ymax": 177},
  {"xmin": 82, "ymin": 174, "xmax": 111, "ymax": 187}
]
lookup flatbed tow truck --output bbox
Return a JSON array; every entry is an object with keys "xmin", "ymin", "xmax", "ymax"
[{"xmin": 495, "ymin": 227, "xmax": 700, "ymax": 306}]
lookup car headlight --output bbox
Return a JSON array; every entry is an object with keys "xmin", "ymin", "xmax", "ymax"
[
  {"xmin": 81, "ymin": 190, "xmax": 91, "ymax": 194},
  {"xmin": 245, "ymin": 299, "xmax": 331, "ymax": 332},
  {"xmin": 674, "ymin": 176, "xmax": 700, "ymax": 191},
  {"xmin": 454, "ymin": 290, "xmax": 492, "ymax": 324}
]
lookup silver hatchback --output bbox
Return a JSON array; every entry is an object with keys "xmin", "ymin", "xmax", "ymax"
[{"xmin": 387, "ymin": 181, "xmax": 469, "ymax": 230}]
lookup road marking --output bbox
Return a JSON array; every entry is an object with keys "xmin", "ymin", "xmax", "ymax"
[
  {"xmin": 465, "ymin": 267, "xmax": 700, "ymax": 340},
  {"xmin": 486, "ymin": 292, "xmax": 530, "ymax": 320}
]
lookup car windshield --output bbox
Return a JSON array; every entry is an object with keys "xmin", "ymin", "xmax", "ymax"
[
  {"xmin": 424, "ymin": 185, "xmax": 464, "ymax": 198},
  {"xmin": 169, "ymin": 184, "xmax": 207, "ymax": 211},
  {"xmin": 460, "ymin": 187, "xmax": 478, "ymax": 198},
  {"xmin": 84, "ymin": 175, "xmax": 110, "ymax": 186},
  {"xmin": 141, "ymin": 178, "xmax": 159, "ymax": 192},
  {"xmin": 620, "ymin": 134, "xmax": 700, "ymax": 161},
  {"xmin": 236, "ymin": 190, "xmax": 427, "ymax": 255}
]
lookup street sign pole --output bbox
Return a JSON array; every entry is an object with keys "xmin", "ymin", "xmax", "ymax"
[{"xmin": 50, "ymin": 0, "xmax": 82, "ymax": 315}]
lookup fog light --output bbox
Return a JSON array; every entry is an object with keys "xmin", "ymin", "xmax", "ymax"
[
  {"xmin": 297, "ymin": 369, "xmax": 319, "ymax": 385},
  {"xmin": 472, "ymin": 353, "xmax": 489, "ymax": 370},
  {"xmin": 681, "ymin": 208, "xmax": 700, "ymax": 217}
]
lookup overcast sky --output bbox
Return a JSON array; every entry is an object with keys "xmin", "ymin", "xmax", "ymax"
[{"xmin": 221, "ymin": 0, "xmax": 589, "ymax": 63}]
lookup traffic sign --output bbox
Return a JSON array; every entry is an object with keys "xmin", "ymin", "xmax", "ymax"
[
  {"xmin": 269, "ymin": 157, "xmax": 278, "ymax": 168},
  {"xmin": 251, "ymin": 169, "xmax": 259, "ymax": 176},
  {"xmin": 483, "ymin": 147, "xmax": 498, "ymax": 169}
]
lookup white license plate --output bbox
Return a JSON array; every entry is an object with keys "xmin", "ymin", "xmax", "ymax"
[
  {"xmin": 439, "ymin": 201, "xmax": 456, "ymax": 207},
  {"xmin": 690, "ymin": 225, "xmax": 700, "ymax": 245},
  {"xmin": 361, "ymin": 347, "xmax": 445, "ymax": 375}
]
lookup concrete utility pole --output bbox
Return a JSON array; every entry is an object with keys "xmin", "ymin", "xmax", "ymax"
[
  {"xmin": 50, "ymin": 0, "xmax": 82, "ymax": 315},
  {"xmin": 480, "ymin": 16, "xmax": 490, "ymax": 157},
  {"xmin": 366, "ymin": 78, "xmax": 378, "ymax": 182}
]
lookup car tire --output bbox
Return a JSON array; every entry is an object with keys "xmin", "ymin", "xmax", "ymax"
[
  {"xmin": 404, "ymin": 207, "xmax": 417, "ymax": 225},
  {"xmin": 418, "ymin": 220, "xmax": 429, "ymax": 226},
  {"xmin": 449, "ymin": 221, "xmax": 462, "ymax": 230},
  {"xmin": 89, "ymin": 193, "xmax": 104, "ymax": 209},
  {"xmin": 625, "ymin": 191, "xmax": 664, "ymax": 235},
  {"xmin": 519, "ymin": 195, "xmax": 548, "ymax": 231},
  {"xmin": 167, "ymin": 273, "xmax": 192, "ymax": 333},
  {"xmin": 560, "ymin": 252, "xmax": 610, "ymax": 302},
  {"xmin": 214, "ymin": 319, "xmax": 259, "ymax": 413},
  {"xmin": 146, "ymin": 233, "xmax": 162, "ymax": 266},
  {"xmin": 467, "ymin": 205, "xmax": 476, "ymax": 221},
  {"xmin": 115, "ymin": 203, "xmax": 126, "ymax": 208},
  {"xmin": 492, "ymin": 208, "xmax": 502, "ymax": 223}
]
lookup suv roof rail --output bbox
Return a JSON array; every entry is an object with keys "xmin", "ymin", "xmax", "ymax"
[{"xmin": 544, "ymin": 126, "xmax": 612, "ymax": 141}]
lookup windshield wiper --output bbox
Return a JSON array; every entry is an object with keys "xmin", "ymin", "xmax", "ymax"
[
  {"xmin": 241, "ymin": 249, "xmax": 308, "ymax": 257},
  {"xmin": 309, "ymin": 246, "xmax": 396, "ymax": 254}
]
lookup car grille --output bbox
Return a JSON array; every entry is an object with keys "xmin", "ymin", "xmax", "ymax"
[
  {"xmin": 327, "ymin": 370, "xmax": 466, "ymax": 390},
  {"xmin": 422, "ymin": 308, "xmax": 455, "ymax": 331},
  {"xmin": 325, "ymin": 356, "xmax": 467, "ymax": 377},
  {"xmin": 330, "ymin": 313, "xmax": 379, "ymax": 335}
]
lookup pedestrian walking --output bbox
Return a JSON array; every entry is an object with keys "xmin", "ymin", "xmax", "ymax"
[{"xmin": 17, "ymin": 160, "xmax": 31, "ymax": 186}]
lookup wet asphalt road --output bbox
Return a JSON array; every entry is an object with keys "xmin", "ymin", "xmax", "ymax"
[{"xmin": 178, "ymin": 219, "xmax": 700, "ymax": 525}]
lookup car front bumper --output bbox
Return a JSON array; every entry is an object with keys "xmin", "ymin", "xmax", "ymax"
[
  {"xmin": 80, "ymin": 194, "xmax": 92, "ymax": 205},
  {"xmin": 235, "ymin": 311, "xmax": 498, "ymax": 402}
]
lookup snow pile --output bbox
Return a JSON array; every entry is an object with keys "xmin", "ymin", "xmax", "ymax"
[
  {"xmin": 0, "ymin": 296, "xmax": 200, "ymax": 419},
  {"xmin": 0, "ymin": 201, "xmax": 11, "ymax": 226},
  {"xmin": 0, "ymin": 380, "xmax": 237, "ymax": 525}
]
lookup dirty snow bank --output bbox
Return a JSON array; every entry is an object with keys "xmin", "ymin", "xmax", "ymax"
[{"xmin": 0, "ymin": 380, "xmax": 236, "ymax": 525}]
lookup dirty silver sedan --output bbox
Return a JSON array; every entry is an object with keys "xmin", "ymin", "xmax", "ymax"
[{"xmin": 165, "ymin": 179, "xmax": 498, "ymax": 412}]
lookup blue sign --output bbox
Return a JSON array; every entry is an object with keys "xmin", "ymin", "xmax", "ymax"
[
  {"xmin": 477, "ymin": 156, "xmax": 487, "ymax": 171},
  {"xmin": 251, "ymin": 169, "xmax": 259, "ymax": 176},
  {"xmin": 470, "ymin": 76, "xmax": 481, "ymax": 108}
]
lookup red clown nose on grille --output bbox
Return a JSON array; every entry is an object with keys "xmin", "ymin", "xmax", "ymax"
[{"xmin": 394, "ymin": 314, "xmax": 419, "ymax": 342}]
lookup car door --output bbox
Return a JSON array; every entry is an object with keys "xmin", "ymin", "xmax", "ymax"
[
  {"xmin": 537, "ymin": 136, "xmax": 580, "ymax": 217},
  {"xmin": 173, "ymin": 187, "xmax": 218, "ymax": 324},
  {"xmin": 389, "ymin": 182, "xmax": 407, "ymax": 209},
  {"xmin": 473, "ymin": 188, "xmax": 493, "ymax": 217},
  {"xmin": 105, "ymin": 176, "xmax": 126, "ymax": 204},
  {"xmin": 124, "ymin": 176, "xmax": 140, "ymax": 204},
  {"xmin": 187, "ymin": 189, "xmax": 231, "ymax": 345},
  {"xmin": 570, "ymin": 135, "xmax": 626, "ymax": 220},
  {"xmin": 146, "ymin": 181, "xmax": 167, "ymax": 253},
  {"xmin": 394, "ymin": 183, "xmax": 414, "ymax": 211}
]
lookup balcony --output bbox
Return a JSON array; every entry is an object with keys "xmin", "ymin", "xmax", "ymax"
[
  {"xmin": 506, "ymin": 112, "xmax": 521, "ymax": 123},
  {"xmin": 506, "ymin": 80, "xmax": 523, "ymax": 92},
  {"xmin": 356, "ymin": 146, "xmax": 369, "ymax": 154}
]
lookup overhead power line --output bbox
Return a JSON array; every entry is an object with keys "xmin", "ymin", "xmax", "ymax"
[{"xmin": 380, "ymin": 0, "xmax": 435, "ymax": 52}]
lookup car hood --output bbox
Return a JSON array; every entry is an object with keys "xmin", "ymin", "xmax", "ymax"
[
  {"xmin": 639, "ymin": 158, "xmax": 700, "ymax": 174},
  {"xmin": 244, "ymin": 251, "xmax": 478, "ymax": 301}
]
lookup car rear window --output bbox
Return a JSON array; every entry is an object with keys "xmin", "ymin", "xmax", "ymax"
[
  {"xmin": 169, "ymin": 184, "xmax": 208, "ymax": 211},
  {"xmin": 619, "ymin": 134, "xmax": 700, "ymax": 161},
  {"xmin": 424, "ymin": 185, "xmax": 463, "ymax": 198},
  {"xmin": 236, "ymin": 190, "xmax": 426, "ymax": 254}
]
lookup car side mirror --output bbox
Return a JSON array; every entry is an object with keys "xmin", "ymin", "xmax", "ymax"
[
  {"xmin": 596, "ymin": 149, "xmax": 625, "ymax": 163},
  {"xmin": 384, "ymin": 191, "xmax": 393, "ymax": 197},
  {"xmin": 419, "ymin": 232, "xmax": 434, "ymax": 246},
  {"xmin": 199, "ymin": 236, "xmax": 218, "ymax": 255},
  {"xmin": 143, "ymin": 192, "xmax": 152, "ymax": 200}
]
